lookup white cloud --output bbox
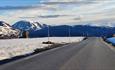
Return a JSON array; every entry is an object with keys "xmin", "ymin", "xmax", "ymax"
[{"xmin": 0, "ymin": 0, "xmax": 115, "ymax": 26}]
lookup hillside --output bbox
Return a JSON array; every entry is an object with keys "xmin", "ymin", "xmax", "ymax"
[{"xmin": 29, "ymin": 25, "xmax": 115, "ymax": 38}]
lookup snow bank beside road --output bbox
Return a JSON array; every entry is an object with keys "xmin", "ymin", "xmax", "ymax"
[
  {"xmin": 49, "ymin": 37, "xmax": 84, "ymax": 43},
  {"xmin": 0, "ymin": 37, "xmax": 84, "ymax": 60}
]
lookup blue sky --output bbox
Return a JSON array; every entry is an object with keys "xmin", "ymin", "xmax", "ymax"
[
  {"xmin": 0, "ymin": 0, "xmax": 40, "ymax": 6},
  {"xmin": 0, "ymin": 0, "xmax": 115, "ymax": 26}
]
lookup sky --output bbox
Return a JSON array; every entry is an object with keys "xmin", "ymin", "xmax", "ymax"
[{"xmin": 0, "ymin": 0, "xmax": 115, "ymax": 26}]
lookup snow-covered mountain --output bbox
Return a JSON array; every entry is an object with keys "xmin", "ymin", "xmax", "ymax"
[
  {"xmin": 0, "ymin": 26, "xmax": 20, "ymax": 39},
  {"xmin": 12, "ymin": 20, "xmax": 46, "ymax": 31},
  {"xmin": 0, "ymin": 21, "xmax": 20, "ymax": 39},
  {"xmin": 0, "ymin": 21, "xmax": 11, "ymax": 28}
]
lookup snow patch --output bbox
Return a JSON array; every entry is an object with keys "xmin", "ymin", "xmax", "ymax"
[{"xmin": 0, "ymin": 37, "xmax": 84, "ymax": 60}]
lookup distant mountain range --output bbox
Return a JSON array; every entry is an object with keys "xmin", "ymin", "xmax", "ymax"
[
  {"xmin": 29, "ymin": 25, "xmax": 115, "ymax": 38},
  {"xmin": 0, "ymin": 20, "xmax": 115, "ymax": 38}
]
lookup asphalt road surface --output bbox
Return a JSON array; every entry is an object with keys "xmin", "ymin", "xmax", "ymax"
[{"xmin": 0, "ymin": 37, "xmax": 115, "ymax": 70}]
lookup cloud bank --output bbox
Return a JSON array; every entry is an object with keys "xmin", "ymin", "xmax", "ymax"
[{"xmin": 0, "ymin": 0, "xmax": 115, "ymax": 26}]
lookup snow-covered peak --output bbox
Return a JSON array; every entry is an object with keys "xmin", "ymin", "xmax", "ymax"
[
  {"xmin": 32, "ymin": 22, "xmax": 43, "ymax": 30},
  {"xmin": 12, "ymin": 20, "xmax": 45, "ymax": 31},
  {"xmin": 0, "ymin": 21, "xmax": 11, "ymax": 28}
]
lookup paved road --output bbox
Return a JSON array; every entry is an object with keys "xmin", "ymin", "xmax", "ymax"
[{"xmin": 0, "ymin": 37, "xmax": 115, "ymax": 70}]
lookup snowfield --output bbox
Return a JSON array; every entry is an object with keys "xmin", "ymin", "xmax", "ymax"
[{"xmin": 0, "ymin": 37, "xmax": 84, "ymax": 60}]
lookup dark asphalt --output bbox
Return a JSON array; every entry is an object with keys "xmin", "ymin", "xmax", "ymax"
[{"xmin": 0, "ymin": 37, "xmax": 115, "ymax": 70}]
